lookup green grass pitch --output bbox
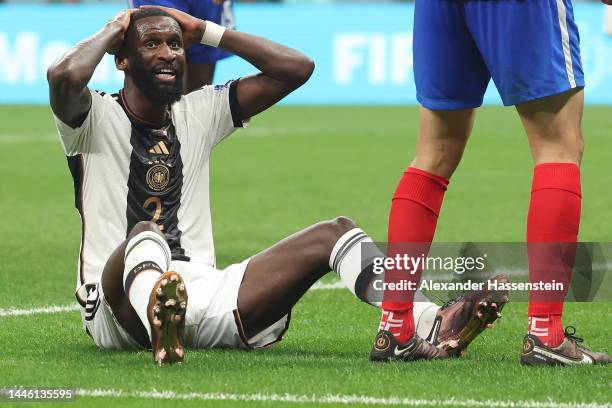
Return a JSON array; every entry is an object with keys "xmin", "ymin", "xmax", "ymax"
[{"xmin": 0, "ymin": 105, "xmax": 610, "ymax": 407}]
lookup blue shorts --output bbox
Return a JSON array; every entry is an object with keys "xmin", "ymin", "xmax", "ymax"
[
  {"xmin": 130, "ymin": 0, "xmax": 234, "ymax": 64},
  {"xmin": 414, "ymin": 0, "xmax": 584, "ymax": 110}
]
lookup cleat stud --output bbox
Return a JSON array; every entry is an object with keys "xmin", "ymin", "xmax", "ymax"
[
  {"xmin": 491, "ymin": 302, "xmax": 497, "ymax": 309},
  {"xmin": 170, "ymin": 274, "xmax": 178, "ymax": 282},
  {"xmin": 176, "ymin": 348, "xmax": 184, "ymax": 358},
  {"xmin": 161, "ymin": 278, "xmax": 168, "ymax": 287},
  {"xmin": 174, "ymin": 314, "xmax": 182, "ymax": 322},
  {"xmin": 153, "ymin": 318, "xmax": 162, "ymax": 327},
  {"xmin": 156, "ymin": 287, "xmax": 162, "ymax": 296},
  {"xmin": 178, "ymin": 283, "xmax": 185, "ymax": 292},
  {"xmin": 180, "ymin": 301, "xmax": 187, "ymax": 309},
  {"xmin": 165, "ymin": 299, "xmax": 176, "ymax": 307},
  {"xmin": 496, "ymin": 312, "xmax": 502, "ymax": 318},
  {"xmin": 476, "ymin": 311, "xmax": 483, "ymax": 319},
  {"xmin": 486, "ymin": 323, "xmax": 494, "ymax": 329}
]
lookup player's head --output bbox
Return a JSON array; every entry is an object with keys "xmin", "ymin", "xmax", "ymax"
[{"xmin": 115, "ymin": 8, "xmax": 186, "ymax": 106}]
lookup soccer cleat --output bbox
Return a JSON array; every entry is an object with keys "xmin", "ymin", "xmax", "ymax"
[
  {"xmin": 427, "ymin": 274, "xmax": 510, "ymax": 357},
  {"xmin": 147, "ymin": 271, "xmax": 188, "ymax": 366},
  {"xmin": 520, "ymin": 326, "xmax": 612, "ymax": 366},
  {"xmin": 369, "ymin": 330, "xmax": 448, "ymax": 362}
]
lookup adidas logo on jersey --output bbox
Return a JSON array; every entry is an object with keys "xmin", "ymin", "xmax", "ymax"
[{"xmin": 149, "ymin": 141, "xmax": 170, "ymax": 155}]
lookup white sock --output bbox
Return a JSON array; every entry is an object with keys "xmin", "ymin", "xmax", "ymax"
[
  {"xmin": 329, "ymin": 228, "xmax": 441, "ymax": 335},
  {"xmin": 123, "ymin": 231, "xmax": 171, "ymax": 339},
  {"xmin": 329, "ymin": 228, "xmax": 382, "ymax": 306},
  {"xmin": 413, "ymin": 292, "xmax": 440, "ymax": 339}
]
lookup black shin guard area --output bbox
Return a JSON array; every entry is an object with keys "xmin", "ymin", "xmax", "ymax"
[{"xmin": 124, "ymin": 261, "xmax": 163, "ymax": 293}]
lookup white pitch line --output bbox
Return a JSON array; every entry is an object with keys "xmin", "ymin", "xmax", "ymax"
[
  {"xmin": 75, "ymin": 389, "xmax": 610, "ymax": 408},
  {"xmin": 0, "ymin": 282, "xmax": 345, "ymax": 318},
  {"xmin": 311, "ymin": 280, "xmax": 345, "ymax": 290},
  {"xmin": 0, "ymin": 304, "xmax": 79, "ymax": 317}
]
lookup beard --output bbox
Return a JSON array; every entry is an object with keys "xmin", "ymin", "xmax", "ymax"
[{"xmin": 129, "ymin": 56, "xmax": 184, "ymax": 106}]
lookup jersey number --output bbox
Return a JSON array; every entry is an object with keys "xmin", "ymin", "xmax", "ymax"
[{"xmin": 143, "ymin": 197, "xmax": 164, "ymax": 231}]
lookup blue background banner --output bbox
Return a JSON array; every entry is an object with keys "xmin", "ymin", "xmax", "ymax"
[{"xmin": 1, "ymin": 3, "xmax": 611, "ymax": 105}]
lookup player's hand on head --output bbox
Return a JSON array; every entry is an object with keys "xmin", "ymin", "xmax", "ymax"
[
  {"xmin": 139, "ymin": 5, "xmax": 205, "ymax": 48},
  {"xmin": 107, "ymin": 9, "xmax": 134, "ymax": 55}
]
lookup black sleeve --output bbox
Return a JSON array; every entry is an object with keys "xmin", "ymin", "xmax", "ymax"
[{"xmin": 228, "ymin": 79, "xmax": 245, "ymax": 128}]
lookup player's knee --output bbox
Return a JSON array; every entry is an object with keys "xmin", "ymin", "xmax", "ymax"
[
  {"xmin": 127, "ymin": 221, "xmax": 163, "ymax": 240},
  {"xmin": 558, "ymin": 125, "xmax": 584, "ymax": 160},
  {"xmin": 310, "ymin": 216, "xmax": 357, "ymax": 268},
  {"xmin": 322, "ymin": 216, "xmax": 357, "ymax": 246},
  {"xmin": 329, "ymin": 216, "xmax": 357, "ymax": 234},
  {"xmin": 413, "ymin": 147, "xmax": 464, "ymax": 180},
  {"xmin": 532, "ymin": 127, "xmax": 584, "ymax": 165}
]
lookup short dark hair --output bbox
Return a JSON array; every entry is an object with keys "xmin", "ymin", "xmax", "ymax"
[
  {"xmin": 127, "ymin": 8, "xmax": 177, "ymax": 38},
  {"xmin": 119, "ymin": 8, "xmax": 178, "ymax": 57}
]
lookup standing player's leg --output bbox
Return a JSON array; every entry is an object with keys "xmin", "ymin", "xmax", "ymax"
[
  {"xmin": 461, "ymin": 0, "xmax": 609, "ymax": 364},
  {"xmin": 101, "ymin": 221, "xmax": 186, "ymax": 365},
  {"xmin": 376, "ymin": 108, "xmax": 509, "ymax": 358},
  {"xmin": 519, "ymin": 89, "xmax": 583, "ymax": 350},
  {"xmin": 517, "ymin": 90, "xmax": 609, "ymax": 365},
  {"xmin": 373, "ymin": 0, "xmax": 506, "ymax": 361},
  {"xmin": 377, "ymin": 106, "xmax": 472, "ymax": 344}
]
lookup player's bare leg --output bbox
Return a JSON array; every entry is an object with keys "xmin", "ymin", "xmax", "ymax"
[
  {"xmin": 237, "ymin": 217, "xmax": 437, "ymax": 340},
  {"xmin": 237, "ymin": 217, "xmax": 357, "ymax": 339},
  {"xmin": 411, "ymin": 107, "xmax": 475, "ymax": 179},
  {"xmin": 517, "ymin": 88, "xmax": 610, "ymax": 365},
  {"xmin": 101, "ymin": 221, "xmax": 186, "ymax": 365},
  {"xmin": 518, "ymin": 88, "xmax": 584, "ymax": 166}
]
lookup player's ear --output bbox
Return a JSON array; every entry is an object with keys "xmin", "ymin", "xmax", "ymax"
[{"xmin": 115, "ymin": 55, "xmax": 128, "ymax": 72}]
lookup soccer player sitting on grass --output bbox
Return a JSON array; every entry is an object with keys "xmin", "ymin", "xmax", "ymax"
[{"xmin": 48, "ymin": 7, "xmax": 506, "ymax": 365}]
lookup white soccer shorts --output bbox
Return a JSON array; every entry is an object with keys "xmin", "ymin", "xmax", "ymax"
[{"xmin": 79, "ymin": 259, "xmax": 290, "ymax": 351}]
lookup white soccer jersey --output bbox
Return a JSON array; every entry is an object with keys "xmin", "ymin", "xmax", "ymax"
[{"xmin": 53, "ymin": 81, "xmax": 245, "ymax": 301}]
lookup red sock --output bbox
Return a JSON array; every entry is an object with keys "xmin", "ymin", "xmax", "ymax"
[
  {"xmin": 527, "ymin": 163, "xmax": 581, "ymax": 347},
  {"xmin": 379, "ymin": 167, "xmax": 448, "ymax": 343}
]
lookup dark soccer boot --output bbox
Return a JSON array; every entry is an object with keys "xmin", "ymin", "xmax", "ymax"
[
  {"xmin": 427, "ymin": 274, "xmax": 510, "ymax": 357},
  {"xmin": 369, "ymin": 330, "xmax": 449, "ymax": 362},
  {"xmin": 520, "ymin": 327, "xmax": 612, "ymax": 366},
  {"xmin": 147, "ymin": 271, "xmax": 188, "ymax": 366}
]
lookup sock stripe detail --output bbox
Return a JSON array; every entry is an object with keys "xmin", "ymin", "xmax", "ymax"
[
  {"xmin": 532, "ymin": 163, "xmax": 581, "ymax": 196},
  {"xmin": 393, "ymin": 169, "xmax": 448, "ymax": 217},
  {"xmin": 405, "ymin": 167, "xmax": 449, "ymax": 188},
  {"xmin": 124, "ymin": 233, "xmax": 171, "ymax": 271},
  {"xmin": 123, "ymin": 261, "xmax": 163, "ymax": 294},
  {"xmin": 332, "ymin": 232, "xmax": 367, "ymax": 272}
]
